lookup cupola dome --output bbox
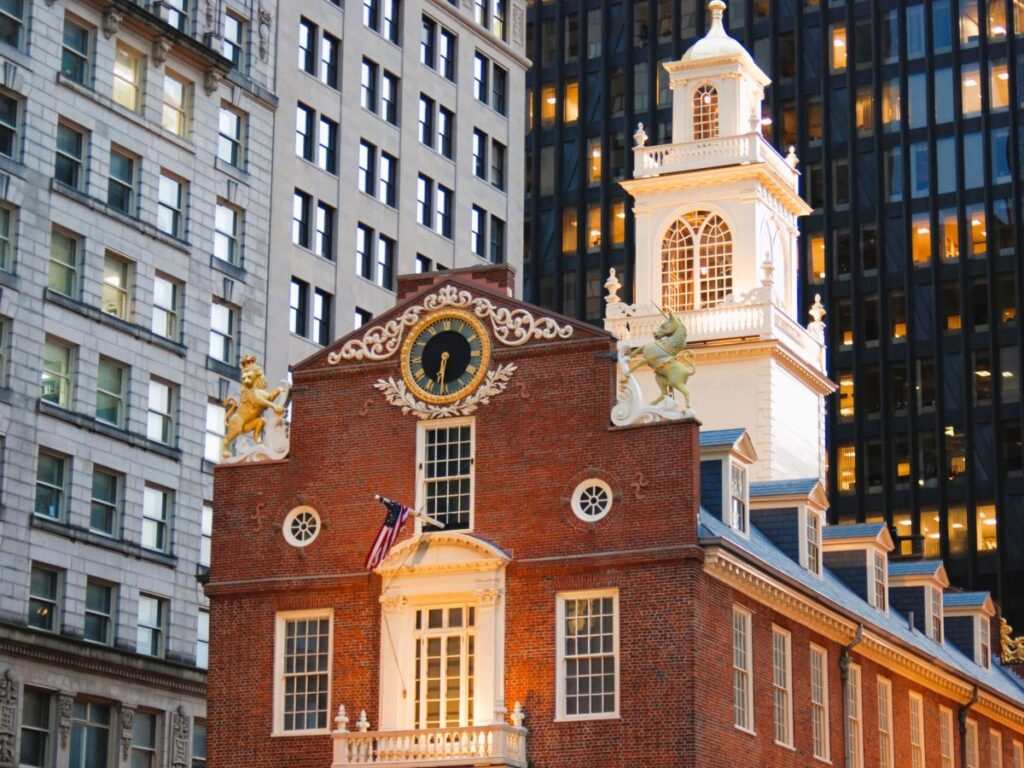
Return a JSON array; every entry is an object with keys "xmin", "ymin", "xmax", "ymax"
[{"xmin": 681, "ymin": 0, "xmax": 751, "ymax": 64}]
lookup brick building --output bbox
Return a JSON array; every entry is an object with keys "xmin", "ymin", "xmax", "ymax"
[{"xmin": 207, "ymin": 11, "xmax": 1024, "ymax": 768}]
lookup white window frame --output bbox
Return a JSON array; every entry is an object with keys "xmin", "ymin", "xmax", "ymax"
[
  {"xmin": 415, "ymin": 416, "xmax": 475, "ymax": 533},
  {"xmin": 771, "ymin": 626, "xmax": 792, "ymax": 747},
  {"xmin": 1012, "ymin": 740, "xmax": 1022, "ymax": 768},
  {"xmin": 273, "ymin": 609, "xmax": 333, "ymax": 736},
  {"xmin": 136, "ymin": 592, "xmax": 167, "ymax": 656},
  {"xmin": 554, "ymin": 588, "xmax": 619, "ymax": 722},
  {"xmin": 722, "ymin": 460, "xmax": 748, "ymax": 536},
  {"xmin": 909, "ymin": 691, "xmax": 926, "ymax": 768},
  {"xmin": 993, "ymin": 731, "xmax": 1004, "ymax": 768},
  {"xmin": 967, "ymin": 719, "xmax": 980, "ymax": 768},
  {"xmin": 877, "ymin": 677, "xmax": 894, "ymax": 768},
  {"xmin": 872, "ymin": 550, "xmax": 888, "ymax": 611},
  {"xmin": 196, "ymin": 608, "xmax": 209, "ymax": 669},
  {"xmin": 732, "ymin": 605, "xmax": 754, "ymax": 734},
  {"xmin": 976, "ymin": 614, "xmax": 991, "ymax": 668},
  {"xmin": 800, "ymin": 506, "xmax": 823, "ymax": 576},
  {"xmin": 844, "ymin": 663, "xmax": 863, "ymax": 768},
  {"xmin": 928, "ymin": 585, "xmax": 943, "ymax": 642},
  {"xmin": 810, "ymin": 643, "xmax": 830, "ymax": 761},
  {"xmin": 940, "ymin": 705, "xmax": 955, "ymax": 768}
]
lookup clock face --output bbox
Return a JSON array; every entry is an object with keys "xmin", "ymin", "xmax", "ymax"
[{"xmin": 401, "ymin": 309, "xmax": 492, "ymax": 404}]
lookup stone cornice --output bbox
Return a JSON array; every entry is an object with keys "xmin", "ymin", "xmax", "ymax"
[{"xmin": 691, "ymin": 339, "xmax": 836, "ymax": 394}]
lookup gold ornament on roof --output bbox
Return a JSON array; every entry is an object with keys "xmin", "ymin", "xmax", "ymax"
[
  {"xmin": 222, "ymin": 355, "xmax": 287, "ymax": 458},
  {"xmin": 1000, "ymin": 617, "xmax": 1024, "ymax": 663}
]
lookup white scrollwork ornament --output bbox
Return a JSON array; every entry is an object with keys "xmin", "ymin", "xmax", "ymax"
[{"xmin": 375, "ymin": 364, "xmax": 518, "ymax": 420}]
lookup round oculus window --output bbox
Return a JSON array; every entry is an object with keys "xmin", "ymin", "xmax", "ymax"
[
  {"xmin": 571, "ymin": 479, "xmax": 613, "ymax": 522},
  {"xmin": 282, "ymin": 506, "xmax": 321, "ymax": 547}
]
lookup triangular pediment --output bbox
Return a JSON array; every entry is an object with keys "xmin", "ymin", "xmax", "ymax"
[{"xmin": 374, "ymin": 531, "xmax": 510, "ymax": 576}]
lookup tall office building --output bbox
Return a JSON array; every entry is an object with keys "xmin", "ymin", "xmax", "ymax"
[
  {"xmin": 0, "ymin": 0, "xmax": 276, "ymax": 765},
  {"xmin": 524, "ymin": 0, "xmax": 1024, "ymax": 624},
  {"xmin": 264, "ymin": 0, "xmax": 529, "ymax": 382}
]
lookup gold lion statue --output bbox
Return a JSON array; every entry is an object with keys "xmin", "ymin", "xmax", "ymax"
[{"xmin": 222, "ymin": 355, "xmax": 286, "ymax": 457}]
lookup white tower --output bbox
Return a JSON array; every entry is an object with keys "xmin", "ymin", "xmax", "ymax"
[{"xmin": 608, "ymin": 0, "xmax": 834, "ymax": 483}]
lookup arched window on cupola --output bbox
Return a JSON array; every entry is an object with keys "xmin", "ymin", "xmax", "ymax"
[
  {"xmin": 693, "ymin": 84, "xmax": 719, "ymax": 140},
  {"xmin": 662, "ymin": 211, "xmax": 733, "ymax": 312}
]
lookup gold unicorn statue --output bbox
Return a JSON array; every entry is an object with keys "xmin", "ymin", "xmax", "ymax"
[
  {"xmin": 222, "ymin": 355, "xmax": 286, "ymax": 457},
  {"xmin": 623, "ymin": 308, "xmax": 696, "ymax": 409}
]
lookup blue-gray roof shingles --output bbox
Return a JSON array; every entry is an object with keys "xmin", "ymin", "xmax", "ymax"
[
  {"xmin": 889, "ymin": 560, "xmax": 944, "ymax": 578},
  {"xmin": 821, "ymin": 522, "xmax": 886, "ymax": 540},
  {"xmin": 944, "ymin": 592, "xmax": 992, "ymax": 608},
  {"xmin": 699, "ymin": 428, "xmax": 747, "ymax": 448},
  {"xmin": 697, "ymin": 510, "xmax": 1024, "ymax": 705},
  {"xmin": 749, "ymin": 478, "xmax": 819, "ymax": 497}
]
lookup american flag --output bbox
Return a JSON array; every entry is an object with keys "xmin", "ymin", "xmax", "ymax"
[{"xmin": 365, "ymin": 497, "xmax": 413, "ymax": 570}]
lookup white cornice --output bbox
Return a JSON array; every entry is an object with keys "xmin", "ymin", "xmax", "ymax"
[{"xmin": 691, "ymin": 339, "xmax": 836, "ymax": 394}]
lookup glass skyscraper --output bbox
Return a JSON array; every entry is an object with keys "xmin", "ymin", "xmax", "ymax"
[{"xmin": 524, "ymin": 0, "xmax": 1024, "ymax": 624}]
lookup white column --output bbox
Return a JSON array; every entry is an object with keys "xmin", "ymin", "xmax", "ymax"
[
  {"xmin": 473, "ymin": 587, "xmax": 504, "ymax": 725},
  {"xmin": 377, "ymin": 594, "xmax": 410, "ymax": 731}
]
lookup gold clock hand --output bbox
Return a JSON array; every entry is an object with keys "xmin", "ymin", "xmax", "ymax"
[{"xmin": 437, "ymin": 351, "xmax": 449, "ymax": 393}]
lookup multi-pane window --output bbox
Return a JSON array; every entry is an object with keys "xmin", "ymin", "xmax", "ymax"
[
  {"xmin": 417, "ymin": 173, "xmax": 433, "ymax": 227},
  {"xmin": 214, "ymin": 203, "xmax": 241, "ymax": 265},
  {"xmin": 112, "ymin": 44, "xmax": 143, "ymax": 111},
  {"xmin": 356, "ymin": 223, "xmax": 374, "ymax": 281},
  {"xmin": 101, "ymin": 253, "xmax": 131, "ymax": 318},
  {"xmin": 910, "ymin": 691, "xmax": 926, "ymax": 767},
  {"xmin": 1013, "ymin": 741, "xmax": 1023, "ymax": 768},
  {"xmin": 204, "ymin": 402, "xmax": 224, "ymax": 463},
  {"xmin": 197, "ymin": 609, "xmax": 210, "ymax": 669},
  {"xmin": 313, "ymin": 289, "xmax": 332, "ymax": 346},
  {"xmin": 729, "ymin": 464, "xmax": 747, "ymax": 533},
  {"xmin": 318, "ymin": 116, "xmax": 338, "ymax": 173},
  {"xmin": 19, "ymin": 688, "xmax": 52, "ymax": 768},
  {"xmin": 662, "ymin": 210, "xmax": 733, "ymax": 311},
  {"xmin": 193, "ymin": 720, "xmax": 208, "ymax": 767},
  {"xmin": 930, "ymin": 586, "xmax": 943, "ymax": 642},
  {"xmin": 55, "ymin": 122, "xmax": 85, "ymax": 189},
  {"xmin": 48, "ymin": 229, "xmax": 79, "ymax": 297},
  {"xmin": 162, "ymin": 72, "xmax": 189, "ymax": 136},
  {"xmin": 0, "ymin": 204, "xmax": 13, "ymax": 271},
  {"xmin": 163, "ymin": 0, "xmax": 188, "ymax": 30},
  {"xmin": 356, "ymin": 226, "xmax": 394, "ymax": 289},
  {"xmin": 381, "ymin": 70, "xmax": 399, "ymax": 124},
  {"xmin": 0, "ymin": 92, "xmax": 16, "ymax": 158},
  {"xmin": 298, "ymin": 18, "xmax": 317, "ymax": 73},
  {"xmin": 200, "ymin": 504, "xmax": 213, "ymax": 567},
  {"xmin": 473, "ymin": 53, "xmax": 508, "ymax": 115},
  {"xmin": 62, "ymin": 17, "xmax": 91, "ymax": 84},
  {"xmin": 413, "ymin": 605, "xmax": 477, "ymax": 729},
  {"xmin": 993, "ymin": 732, "xmax": 1004, "ymax": 768},
  {"xmin": 89, "ymin": 468, "xmax": 120, "ymax": 536},
  {"xmin": 130, "ymin": 712, "xmax": 158, "ymax": 768},
  {"xmin": 732, "ymin": 606, "xmax": 753, "ymax": 731},
  {"xmin": 422, "ymin": 17, "xmax": 457, "ymax": 80},
  {"xmin": 471, "ymin": 205, "xmax": 485, "ymax": 257},
  {"xmin": 84, "ymin": 580, "xmax": 114, "ymax": 644},
  {"xmin": 473, "ymin": 52, "xmax": 489, "ymax": 103},
  {"xmin": 35, "ymin": 451, "xmax": 68, "ymax": 519},
  {"xmin": 95, "ymin": 357, "xmax": 127, "ymax": 426},
  {"xmin": 806, "ymin": 510, "xmax": 821, "ymax": 575},
  {"xmin": 810, "ymin": 645, "xmax": 829, "ymax": 760},
  {"xmin": 977, "ymin": 614, "xmax": 991, "ymax": 668},
  {"xmin": 146, "ymin": 378, "xmax": 175, "ymax": 445},
  {"xmin": 293, "ymin": 189, "xmax": 311, "ymax": 248},
  {"xmin": 491, "ymin": 141, "xmax": 506, "ymax": 190},
  {"xmin": 315, "ymin": 202, "xmax": 334, "ymax": 259},
  {"xmin": 42, "ymin": 338, "xmax": 74, "ymax": 407},
  {"xmin": 771, "ymin": 627, "xmax": 792, "ymax": 746},
  {"xmin": 108, "ymin": 148, "xmax": 136, "ymax": 214},
  {"xmin": 435, "ymin": 184, "xmax": 452, "ymax": 238},
  {"xmin": 276, "ymin": 612, "xmax": 332, "ymax": 732},
  {"xmin": 877, "ymin": 678, "xmax": 893, "ymax": 768},
  {"xmin": 422, "ymin": 422, "xmax": 473, "ymax": 529},
  {"xmin": 218, "ymin": 106, "xmax": 243, "ymax": 167},
  {"xmin": 418, "ymin": 94, "xmax": 435, "ymax": 148},
  {"xmin": 376, "ymin": 235, "xmax": 395, "ymax": 290},
  {"xmin": 142, "ymin": 485, "xmax": 170, "ymax": 553},
  {"xmin": 137, "ymin": 593, "xmax": 166, "ymax": 655},
  {"xmin": 222, "ymin": 12, "xmax": 245, "ymax": 67},
  {"xmin": 289, "ymin": 278, "xmax": 309, "ymax": 337},
  {"xmin": 693, "ymin": 84, "xmax": 719, "ymax": 139},
  {"xmin": 152, "ymin": 275, "xmax": 179, "ymax": 340},
  {"xmin": 158, "ymin": 172, "xmax": 186, "ymax": 238},
  {"xmin": 364, "ymin": 0, "xmax": 400, "ymax": 43},
  {"xmin": 437, "ymin": 106, "xmax": 453, "ymax": 158},
  {"xmin": 361, "ymin": 58, "xmax": 398, "ymax": 123},
  {"xmin": 472, "ymin": 129, "xmax": 488, "ymax": 179},
  {"xmin": 873, "ymin": 551, "xmax": 887, "ymax": 610},
  {"xmin": 557, "ymin": 592, "xmax": 617, "ymax": 719},
  {"xmin": 967, "ymin": 720, "xmax": 980, "ymax": 768},
  {"xmin": 940, "ymin": 707, "xmax": 956, "ymax": 768},
  {"xmin": 844, "ymin": 663, "xmax": 863, "ymax": 768},
  {"xmin": 378, "ymin": 151, "xmax": 397, "ymax": 206},
  {"xmin": 295, "ymin": 103, "xmax": 315, "ymax": 160},
  {"xmin": 489, "ymin": 216, "xmax": 505, "ymax": 264},
  {"xmin": 320, "ymin": 32, "xmax": 339, "ymax": 88},
  {"xmin": 29, "ymin": 565, "xmax": 60, "ymax": 631},
  {"xmin": 69, "ymin": 701, "xmax": 111, "ymax": 768},
  {"xmin": 358, "ymin": 140, "xmax": 376, "ymax": 195}
]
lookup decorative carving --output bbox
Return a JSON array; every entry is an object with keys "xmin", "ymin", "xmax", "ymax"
[
  {"xmin": 102, "ymin": 7, "xmax": 123, "ymax": 38},
  {"xmin": 511, "ymin": 701, "xmax": 525, "ymax": 728},
  {"xmin": 58, "ymin": 695, "xmax": 73, "ymax": 748},
  {"xmin": 329, "ymin": 285, "xmax": 573, "ymax": 364},
  {"xmin": 511, "ymin": 4, "xmax": 525, "ymax": 45},
  {"xmin": 334, "ymin": 705, "xmax": 349, "ymax": 732},
  {"xmin": 1000, "ymin": 617, "xmax": 1024, "ymax": 663},
  {"xmin": 221, "ymin": 355, "xmax": 290, "ymax": 462},
  {"xmin": 152, "ymin": 37, "xmax": 172, "ymax": 67},
  {"xmin": 205, "ymin": 0, "xmax": 216, "ymax": 30},
  {"xmin": 375, "ymin": 364, "xmax": 517, "ymax": 420},
  {"xmin": 356, "ymin": 710, "xmax": 370, "ymax": 733},
  {"xmin": 0, "ymin": 670, "xmax": 17, "ymax": 765},
  {"xmin": 807, "ymin": 293, "xmax": 826, "ymax": 343},
  {"xmin": 203, "ymin": 68, "xmax": 222, "ymax": 96},
  {"xmin": 631, "ymin": 471, "xmax": 649, "ymax": 500},
  {"xmin": 475, "ymin": 588, "xmax": 502, "ymax": 605},
  {"xmin": 633, "ymin": 122, "xmax": 648, "ymax": 148},
  {"xmin": 619, "ymin": 310, "xmax": 697, "ymax": 412},
  {"xmin": 120, "ymin": 706, "xmax": 135, "ymax": 761},
  {"xmin": 760, "ymin": 255, "xmax": 774, "ymax": 287},
  {"xmin": 604, "ymin": 268, "xmax": 622, "ymax": 304},
  {"xmin": 785, "ymin": 145, "xmax": 799, "ymax": 170},
  {"xmin": 258, "ymin": 6, "xmax": 273, "ymax": 60},
  {"xmin": 358, "ymin": 398, "xmax": 373, "ymax": 416},
  {"xmin": 171, "ymin": 707, "xmax": 189, "ymax": 768}
]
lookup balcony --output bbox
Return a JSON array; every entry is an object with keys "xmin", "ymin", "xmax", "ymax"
[
  {"xmin": 632, "ymin": 131, "xmax": 798, "ymax": 187},
  {"xmin": 332, "ymin": 708, "xmax": 527, "ymax": 768}
]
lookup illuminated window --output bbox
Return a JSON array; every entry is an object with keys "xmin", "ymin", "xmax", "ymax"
[
  {"xmin": 940, "ymin": 210, "xmax": 960, "ymax": 261},
  {"xmin": 831, "ymin": 25, "xmax": 847, "ymax": 71},
  {"xmin": 611, "ymin": 201, "xmax": 625, "ymax": 245},
  {"xmin": 113, "ymin": 44, "xmax": 142, "ymax": 112},
  {"xmin": 561, "ymin": 209, "xmax": 577, "ymax": 255},
  {"xmin": 838, "ymin": 372, "xmax": 854, "ymax": 420},
  {"xmin": 540, "ymin": 84, "xmax": 556, "ymax": 125},
  {"xmin": 881, "ymin": 79, "xmax": 900, "ymax": 131},
  {"xmin": 586, "ymin": 204, "xmax": 601, "ymax": 252},
  {"xmin": 948, "ymin": 506, "xmax": 968, "ymax": 554},
  {"xmin": 836, "ymin": 298, "xmax": 852, "ymax": 346},
  {"xmin": 1002, "ymin": 350, "xmax": 1021, "ymax": 403},
  {"xmin": 946, "ymin": 424, "xmax": 966, "ymax": 479},
  {"xmin": 161, "ymin": 72, "xmax": 189, "ymax": 136},
  {"xmin": 564, "ymin": 79, "xmax": 579, "ymax": 124},
  {"xmin": 962, "ymin": 67, "xmax": 982, "ymax": 114},
  {"xmin": 977, "ymin": 504, "xmax": 997, "ymax": 552},
  {"xmin": 975, "ymin": 350, "xmax": 993, "ymax": 403},
  {"xmin": 891, "ymin": 291, "xmax": 907, "ymax": 339},
  {"xmin": 837, "ymin": 443, "xmax": 856, "ymax": 494},
  {"xmin": 809, "ymin": 236, "xmax": 825, "ymax": 282},
  {"xmin": 587, "ymin": 138, "xmax": 601, "ymax": 186},
  {"xmin": 912, "ymin": 217, "xmax": 931, "ymax": 266},
  {"xmin": 855, "ymin": 86, "xmax": 873, "ymax": 135},
  {"xmin": 894, "ymin": 435, "xmax": 911, "ymax": 485},
  {"xmin": 990, "ymin": 62, "xmax": 1010, "ymax": 110},
  {"xmin": 968, "ymin": 205, "xmax": 987, "ymax": 257},
  {"xmin": 661, "ymin": 211, "xmax": 732, "ymax": 311},
  {"xmin": 693, "ymin": 84, "xmax": 719, "ymax": 140},
  {"xmin": 414, "ymin": 604, "xmax": 478, "ymax": 728}
]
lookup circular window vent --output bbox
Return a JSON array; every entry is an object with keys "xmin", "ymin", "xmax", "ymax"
[
  {"xmin": 282, "ymin": 506, "xmax": 321, "ymax": 547},
  {"xmin": 571, "ymin": 479, "xmax": 613, "ymax": 522}
]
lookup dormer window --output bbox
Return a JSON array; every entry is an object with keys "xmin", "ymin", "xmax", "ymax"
[
  {"xmin": 693, "ymin": 84, "xmax": 719, "ymax": 139},
  {"xmin": 662, "ymin": 211, "xmax": 733, "ymax": 312},
  {"xmin": 928, "ymin": 587, "xmax": 943, "ymax": 642},
  {"xmin": 805, "ymin": 511, "xmax": 822, "ymax": 576},
  {"xmin": 872, "ymin": 552, "xmax": 888, "ymax": 611},
  {"xmin": 729, "ymin": 463, "xmax": 747, "ymax": 534},
  {"xmin": 976, "ymin": 615, "xmax": 990, "ymax": 668}
]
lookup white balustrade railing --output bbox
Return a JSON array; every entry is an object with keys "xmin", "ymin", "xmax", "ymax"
[
  {"xmin": 633, "ymin": 132, "xmax": 798, "ymax": 186},
  {"xmin": 332, "ymin": 722, "xmax": 527, "ymax": 768}
]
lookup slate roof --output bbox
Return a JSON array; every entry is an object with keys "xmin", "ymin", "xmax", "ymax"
[
  {"xmin": 698, "ymin": 509, "xmax": 1024, "ymax": 705},
  {"xmin": 889, "ymin": 560, "xmax": 944, "ymax": 578},
  {"xmin": 944, "ymin": 592, "xmax": 992, "ymax": 608},
  {"xmin": 821, "ymin": 522, "xmax": 887, "ymax": 540},
  {"xmin": 750, "ymin": 478, "xmax": 820, "ymax": 497},
  {"xmin": 699, "ymin": 428, "xmax": 747, "ymax": 448}
]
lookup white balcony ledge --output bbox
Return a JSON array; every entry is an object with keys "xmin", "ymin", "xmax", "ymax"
[{"xmin": 632, "ymin": 131, "xmax": 798, "ymax": 187}]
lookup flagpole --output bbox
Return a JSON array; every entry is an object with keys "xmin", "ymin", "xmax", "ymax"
[{"xmin": 374, "ymin": 494, "xmax": 445, "ymax": 529}]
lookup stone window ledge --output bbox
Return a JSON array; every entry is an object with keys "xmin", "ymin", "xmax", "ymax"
[
  {"xmin": 37, "ymin": 399, "xmax": 183, "ymax": 461},
  {"xmin": 31, "ymin": 515, "xmax": 177, "ymax": 568},
  {"xmin": 210, "ymin": 254, "xmax": 247, "ymax": 281}
]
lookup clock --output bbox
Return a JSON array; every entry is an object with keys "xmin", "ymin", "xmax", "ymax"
[{"xmin": 400, "ymin": 309, "xmax": 492, "ymax": 404}]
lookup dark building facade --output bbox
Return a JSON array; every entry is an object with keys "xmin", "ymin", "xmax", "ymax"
[{"xmin": 523, "ymin": 0, "xmax": 1024, "ymax": 625}]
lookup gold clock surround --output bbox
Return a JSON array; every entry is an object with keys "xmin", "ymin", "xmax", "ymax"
[{"xmin": 400, "ymin": 309, "xmax": 492, "ymax": 405}]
